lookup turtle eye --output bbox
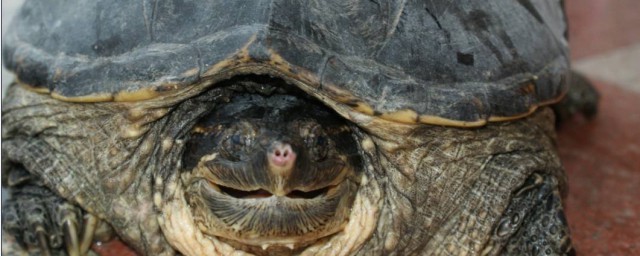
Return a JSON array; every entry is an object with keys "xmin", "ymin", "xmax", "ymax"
[
  {"xmin": 220, "ymin": 125, "xmax": 255, "ymax": 162},
  {"xmin": 305, "ymin": 126, "xmax": 329, "ymax": 162}
]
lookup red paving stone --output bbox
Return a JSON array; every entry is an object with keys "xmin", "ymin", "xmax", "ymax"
[
  {"xmin": 92, "ymin": 239, "xmax": 138, "ymax": 256},
  {"xmin": 566, "ymin": 0, "xmax": 640, "ymax": 59},
  {"xmin": 558, "ymin": 80, "xmax": 640, "ymax": 255}
]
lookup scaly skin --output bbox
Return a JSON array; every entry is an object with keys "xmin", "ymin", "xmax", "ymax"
[
  {"xmin": 2, "ymin": 80, "xmax": 571, "ymax": 255},
  {"xmin": 348, "ymin": 103, "xmax": 571, "ymax": 255}
]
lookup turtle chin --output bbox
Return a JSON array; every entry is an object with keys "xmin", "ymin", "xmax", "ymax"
[{"xmin": 183, "ymin": 176, "xmax": 357, "ymax": 254}]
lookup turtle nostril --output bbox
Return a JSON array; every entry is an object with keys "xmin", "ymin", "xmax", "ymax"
[{"xmin": 269, "ymin": 143, "xmax": 296, "ymax": 167}]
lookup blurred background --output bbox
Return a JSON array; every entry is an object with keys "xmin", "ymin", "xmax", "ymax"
[
  {"xmin": 1, "ymin": 0, "xmax": 24, "ymax": 93},
  {"xmin": 2, "ymin": 0, "xmax": 639, "ymax": 255},
  {"xmin": 559, "ymin": 1, "xmax": 640, "ymax": 255}
]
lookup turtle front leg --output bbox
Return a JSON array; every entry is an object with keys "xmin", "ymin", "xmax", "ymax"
[
  {"xmin": 491, "ymin": 173, "xmax": 575, "ymax": 256},
  {"xmin": 2, "ymin": 165, "xmax": 105, "ymax": 256}
]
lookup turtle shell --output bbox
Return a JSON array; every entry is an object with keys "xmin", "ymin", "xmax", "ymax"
[{"xmin": 3, "ymin": 0, "xmax": 569, "ymax": 127}]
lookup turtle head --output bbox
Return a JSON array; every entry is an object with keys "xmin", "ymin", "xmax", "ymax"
[{"xmin": 181, "ymin": 93, "xmax": 362, "ymax": 253}]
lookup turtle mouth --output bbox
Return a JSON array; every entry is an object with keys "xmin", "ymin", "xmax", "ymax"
[
  {"xmin": 214, "ymin": 182, "xmax": 336, "ymax": 199},
  {"xmin": 158, "ymin": 170, "xmax": 380, "ymax": 256},
  {"xmin": 182, "ymin": 141, "xmax": 359, "ymax": 251},
  {"xmin": 184, "ymin": 175, "xmax": 357, "ymax": 252}
]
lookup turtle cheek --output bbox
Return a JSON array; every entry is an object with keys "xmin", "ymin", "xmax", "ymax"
[
  {"xmin": 288, "ymin": 156, "xmax": 348, "ymax": 192},
  {"xmin": 193, "ymin": 154, "xmax": 272, "ymax": 193}
]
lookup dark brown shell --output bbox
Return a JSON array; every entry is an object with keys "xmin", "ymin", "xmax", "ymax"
[{"xmin": 2, "ymin": 0, "xmax": 570, "ymax": 126}]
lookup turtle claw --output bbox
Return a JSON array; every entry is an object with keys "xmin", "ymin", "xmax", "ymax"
[
  {"xmin": 57, "ymin": 199, "xmax": 105, "ymax": 256},
  {"xmin": 61, "ymin": 205, "xmax": 101, "ymax": 256},
  {"xmin": 80, "ymin": 215, "xmax": 99, "ymax": 255},
  {"xmin": 63, "ymin": 217, "xmax": 80, "ymax": 256},
  {"xmin": 36, "ymin": 226, "xmax": 52, "ymax": 256}
]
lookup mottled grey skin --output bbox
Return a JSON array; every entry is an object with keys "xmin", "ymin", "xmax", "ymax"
[
  {"xmin": 2, "ymin": 80, "xmax": 574, "ymax": 255},
  {"xmin": 2, "ymin": 0, "xmax": 578, "ymax": 255},
  {"xmin": 348, "ymin": 106, "xmax": 572, "ymax": 255}
]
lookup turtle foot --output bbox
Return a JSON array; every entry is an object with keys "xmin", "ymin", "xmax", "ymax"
[
  {"xmin": 553, "ymin": 70, "xmax": 600, "ymax": 126},
  {"xmin": 2, "ymin": 165, "xmax": 101, "ymax": 256}
]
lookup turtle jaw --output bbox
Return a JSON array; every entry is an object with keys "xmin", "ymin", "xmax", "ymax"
[
  {"xmin": 157, "ymin": 171, "xmax": 381, "ymax": 256},
  {"xmin": 185, "ymin": 177, "xmax": 356, "ymax": 251},
  {"xmin": 182, "ymin": 146, "xmax": 361, "ymax": 252},
  {"xmin": 182, "ymin": 155, "xmax": 359, "ymax": 251}
]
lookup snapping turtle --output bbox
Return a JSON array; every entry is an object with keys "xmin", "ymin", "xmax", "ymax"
[{"xmin": 2, "ymin": 0, "xmax": 587, "ymax": 255}]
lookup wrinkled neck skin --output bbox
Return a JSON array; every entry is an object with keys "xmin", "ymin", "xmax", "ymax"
[
  {"xmin": 2, "ymin": 83, "xmax": 563, "ymax": 256},
  {"xmin": 346, "ymin": 108, "xmax": 564, "ymax": 255}
]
